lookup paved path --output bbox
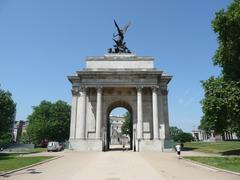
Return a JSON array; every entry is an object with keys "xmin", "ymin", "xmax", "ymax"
[{"xmin": 1, "ymin": 151, "xmax": 239, "ymax": 180}]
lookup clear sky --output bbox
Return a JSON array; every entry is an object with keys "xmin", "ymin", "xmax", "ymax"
[{"xmin": 0, "ymin": 0, "xmax": 232, "ymax": 132}]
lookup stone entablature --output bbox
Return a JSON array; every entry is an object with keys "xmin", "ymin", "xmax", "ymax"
[
  {"xmin": 68, "ymin": 53, "xmax": 172, "ymax": 151},
  {"xmin": 69, "ymin": 71, "xmax": 166, "ymax": 88}
]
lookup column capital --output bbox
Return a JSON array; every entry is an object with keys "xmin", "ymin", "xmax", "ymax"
[
  {"xmin": 96, "ymin": 86, "xmax": 103, "ymax": 93},
  {"xmin": 78, "ymin": 86, "xmax": 87, "ymax": 96},
  {"xmin": 160, "ymin": 89, "xmax": 168, "ymax": 95},
  {"xmin": 71, "ymin": 89, "xmax": 79, "ymax": 96},
  {"xmin": 136, "ymin": 86, "xmax": 143, "ymax": 92},
  {"xmin": 151, "ymin": 86, "xmax": 159, "ymax": 92},
  {"xmin": 79, "ymin": 86, "xmax": 86, "ymax": 91}
]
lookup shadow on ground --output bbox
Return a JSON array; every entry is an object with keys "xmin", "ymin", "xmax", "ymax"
[
  {"xmin": 2, "ymin": 168, "xmax": 42, "ymax": 178},
  {"xmin": 221, "ymin": 149, "xmax": 240, "ymax": 155},
  {"xmin": 108, "ymin": 148, "xmax": 124, "ymax": 151},
  {"xmin": 107, "ymin": 148, "xmax": 132, "ymax": 152},
  {"xmin": 0, "ymin": 153, "xmax": 17, "ymax": 160},
  {"xmin": 182, "ymin": 147, "xmax": 198, "ymax": 151}
]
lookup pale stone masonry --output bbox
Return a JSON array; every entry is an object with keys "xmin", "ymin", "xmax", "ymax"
[{"xmin": 68, "ymin": 53, "xmax": 172, "ymax": 151}]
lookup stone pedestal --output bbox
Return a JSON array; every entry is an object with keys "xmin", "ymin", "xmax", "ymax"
[
  {"xmin": 69, "ymin": 139, "xmax": 102, "ymax": 151},
  {"xmin": 139, "ymin": 140, "xmax": 164, "ymax": 152}
]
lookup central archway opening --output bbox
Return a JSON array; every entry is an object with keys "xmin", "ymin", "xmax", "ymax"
[{"xmin": 106, "ymin": 102, "xmax": 133, "ymax": 151}]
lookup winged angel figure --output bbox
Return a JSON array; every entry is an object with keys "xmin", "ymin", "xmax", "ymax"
[{"xmin": 108, "ymin": 20, "xmax": 131, "ymax": 53}]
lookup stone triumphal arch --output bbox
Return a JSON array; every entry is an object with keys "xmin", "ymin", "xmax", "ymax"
[{"xmin": 68, "ymin": 54, "xmax": 172, "ymax": 151}]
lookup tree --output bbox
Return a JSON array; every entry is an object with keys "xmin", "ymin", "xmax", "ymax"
[
  {"xmin": 169, "ymin": 126, "xmax": 183, "ymax": 140},
  {"xmin": 27, "ymin": 100, "xmax": 71, "ymax": 145},
  {"xmin": 170, "ymin": 126, "xmax": 193, "ymax": 143},
  {"xmin": 0, "ymin": 88, "xmax": 16, "ymax": 146},
  {"xmin": 200, "ymin": 77, "xmax": 240, "ymax": 136},
  {"xmin": 200, "ymin": 0, "xmax": 240, "ymax": 136},
  {"xmin": 121, "ymin": 111, "xmax": 131, "ymax": 136},
  {"xmin": 20, "ymin": 132, "xmax": 31, "ymax": 144},
  {"xmin": 212, "ymin": 0, "xmax": 240, "ymax": 81},
  {"xmin": 176, "ymin": 132, "xmax": 194, "ymax": 143}
]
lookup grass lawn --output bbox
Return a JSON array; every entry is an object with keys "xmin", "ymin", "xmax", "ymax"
[
  {"xmin": 184, "ymin": 141, "xmax": 240, "ymax": 155},
  {"xmin": 185, "ymin": 156, "xmax": 240, "ymax": 173},
  {"xmin": 5, "ymin": 147, "xmax": 47, "ymax": 154},
  {"xmin": 28, "ymin": 148, "xmax": 47, "ymax": 153},
  {"xmin": 0, "ymin": 153, "xmax": 53, "ymax": 172}
]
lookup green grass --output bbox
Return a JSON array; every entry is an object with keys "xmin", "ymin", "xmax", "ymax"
[
  {"xmin": 185, "ymin": 156, "xmax": 240, "ymax": 173},
  {"xmin": 5, "ymin": 147, "xmax": 47, "ymax": 154},
  {"xmin": 28, "ymin": 148, "xmax": 47, "ymax": 153},
  {"xmin": 184, "ymin": 141, "xmax": 240, "ymax": 155},
  {"xmin": 0, "ymin": 154, "xmax": 53, "ymax": 172}
]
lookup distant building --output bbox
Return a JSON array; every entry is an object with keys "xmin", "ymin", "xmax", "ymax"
[
  {"xmin": 109, "ymin": 115, "xmax": 125, "ymax": 144},
  {"xmin": 13, "ymin": 120, "xmax": 28, "ymax": 143},
  {"xmin": 192, "ymin": 129, "xmax": 239, "ymax": 141}
]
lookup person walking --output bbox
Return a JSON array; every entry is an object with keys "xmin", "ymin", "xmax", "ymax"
[{"xmin": 175, "ymin": 143, "xmax": 181, "ymax": 159}]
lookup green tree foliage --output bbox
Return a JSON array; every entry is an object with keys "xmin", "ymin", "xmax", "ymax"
[
  {"xmin": 212, "ymin": 0, "xmax": 240, "ymax": 81},
  {"xmin": 170, "ymin": 126, "xmax": 194, "ymax": 143},
  {"xmin": 27, "ymin": 100, "xmax": 71, "ymax": 145},
  {"xmin": 176, "ymin": 132, "xmax": 194, "ymax": 143},
  {"xmin": 20, "ymin": 132, "xmax": 31, "ymax": 144},
  {"xmin": 201, "ymin": 0, "xmax": 240, "ymax": 137},
  {"xmin": 200, "ymin": 77, "xmax": 240, "ymax": 136},
  {"xmin": 121, "ymin": 111, "xmax": 131, "ymax": 136},
  {"xmin": 0, "ymin": 88, "xmax": 16, "ymax": 146},
  {"xmin": 170, "ymin": 126, "xmax": 183, "ymax": 139}
]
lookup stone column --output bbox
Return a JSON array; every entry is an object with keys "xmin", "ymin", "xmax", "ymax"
[
  {"xmin": 160, "ymin": 87, "xmax": 170, "ymax": 139},
  {"xmin": 95, "ymin": 87, "xmax": 102, "ymax": 139},
  {"xmin": 76, "ymin": 87, "xmax": 87, "ymax": 139},
  {"xmin": 137, "ymin": 87, "xmax": 143, "ymax": 139},
  {"xmin": 152, "ymin": 87, "xmax": 159, "ymax": 139},
  {"xmin": 69, "ymin": 89, "xmax": 78, "ymax": 139}
]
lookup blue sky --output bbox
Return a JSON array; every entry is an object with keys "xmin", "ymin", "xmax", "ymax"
[{"xmin": 0, "ymin": 0, "xmax": 232, "ymax": 132}]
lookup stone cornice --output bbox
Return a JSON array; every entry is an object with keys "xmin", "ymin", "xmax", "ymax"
[
  {"xmin": 160, "ymin": 75, "xmax": 172, "ymax": 84},
  {"xmin": 86, "ymin": 55, "xmax": 154, "ymax": 61},
  {"xmin": 79, "ymin": 83, "xmax": 159, "ymax": 88},
  {"xmin": 76, "ymin": 70, "xmax": 163, "ymax": 75}
]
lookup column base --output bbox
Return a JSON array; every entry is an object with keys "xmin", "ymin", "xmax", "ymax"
[
  {"xmin": 138, "ymin": 140, "xmax": 164, "ymax": 152},
  {"xmin": 163, "ymin": 139, "xmax": 174, "ymax": 152},
  {"xmin": 68, "ymin": 139, "xmax": 102, "ymax": 151},
  {"xmin": 137, "ymin": 139, "xmax": 174, "ymax": 152}
]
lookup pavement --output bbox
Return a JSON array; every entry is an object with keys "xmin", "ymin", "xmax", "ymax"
[{"xmin": 0, "ymin": 150, "xmax": 239, "ymax": 180}]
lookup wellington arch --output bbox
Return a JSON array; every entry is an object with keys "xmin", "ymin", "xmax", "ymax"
[{"xmin": 67, "ymin": 53, "xmax": 172, "ymax": 152}]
